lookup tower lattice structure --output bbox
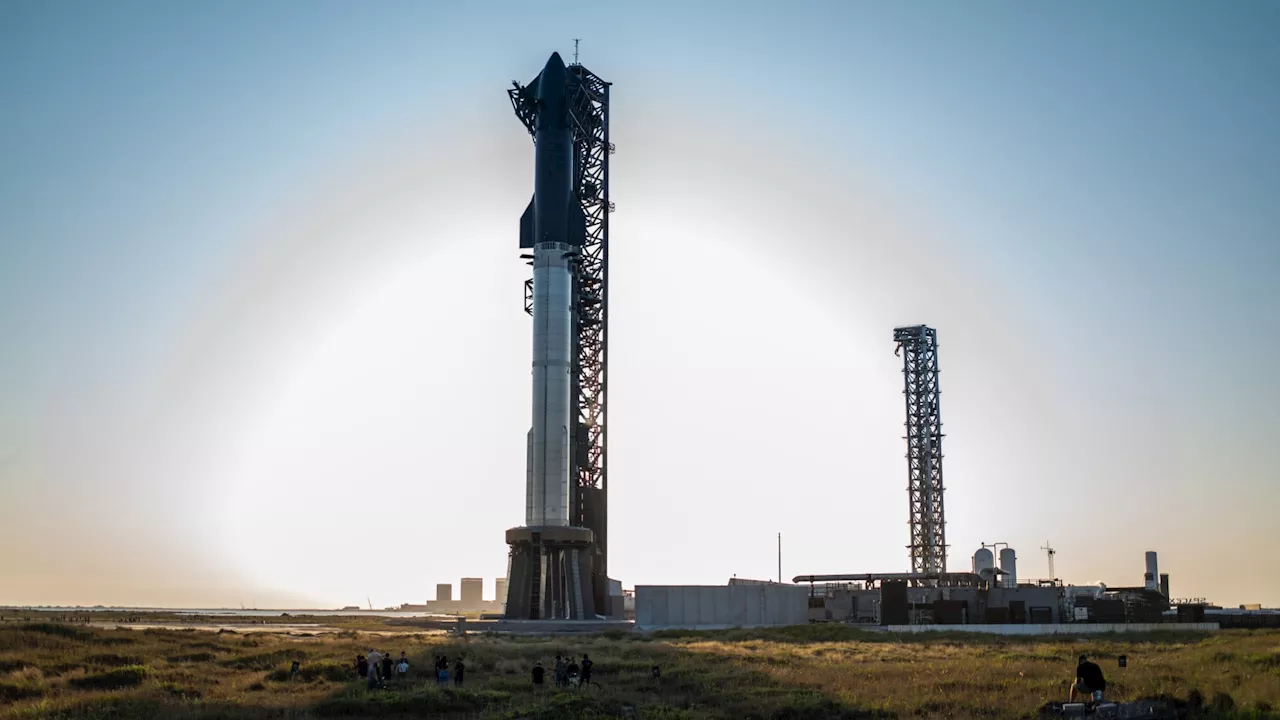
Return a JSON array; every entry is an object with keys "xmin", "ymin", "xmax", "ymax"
[
  {"xmin": 510, "ymin": 61, "xmax": 613, "ymax": 615},
  {"xmin": 893, "ymin": 325, "xmax": 947, "ymax": 577}
]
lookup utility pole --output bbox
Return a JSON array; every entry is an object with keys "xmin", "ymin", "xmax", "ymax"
[{"xmin": 777, "ymin": 533, "xmax": 782, "ymax": 584}]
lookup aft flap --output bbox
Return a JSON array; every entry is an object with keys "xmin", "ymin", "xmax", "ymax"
[{"xmin": 519, "ymin": 197, "xmax": 535, "ymax": 248}]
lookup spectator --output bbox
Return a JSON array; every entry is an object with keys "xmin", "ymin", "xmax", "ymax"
[
  {"xmin": 532, "ymin": 660, "xmax": 545, "ymax": 687},
  {"xmin": 356, "ymin": 655, "xmax": 368, "ymax": 679},
  {"xmin": 367, "ymin": 649, "xmax": 383, "ymax": 690},
  {"xmin": 581, "ymin": 654, "xmax": 594, "ymax": 686},
  {"xmin": 397, "ymin": 652, "xmax": 409, "ymax": 677},
  {"xmin": 436, "ymin": 655, "xmax": 450, "ymax": 687},
  {"xmin": 454, "ymin": 656, "xmax": 466, "ymax": 687},
  {"xmin": 381, "ymin": 650, "xmax": 392, "ymax": 682},
  {"xmin": 554, "ymin": 654, "xmax": 567, "ymax": 688},
  {"xmin": 1070, "ymin": 654, "xmax": 1107, "ymax": 703}
]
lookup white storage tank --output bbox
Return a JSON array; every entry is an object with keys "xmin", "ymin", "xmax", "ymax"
[
  {"xmin": 973, "ymin": 548, "xmax": 995, "ymax": 583},
  {"xmin": 999, "ymin": 548, "xmax": 1017, "ymax": 588}
]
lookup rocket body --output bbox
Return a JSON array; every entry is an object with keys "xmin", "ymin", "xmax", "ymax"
[{"xmin": 520, "ymin": 52, "xmax": 584, "ymax": 528}]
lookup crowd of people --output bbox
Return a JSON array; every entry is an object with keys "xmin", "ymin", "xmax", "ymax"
[
  {"xmin": 531, "ymin": 652, "xmax": 594, "ymax": 689},
  {"xmin": 350, "ymin": 648, "xmax": 599, "ymax": 692},
  {"xmin": 354, "ymin": 649, "xmax": 410, "ymax": 689},
  {"xmin": 336, "ymin": 646, "xmax": 1111, "ymax": 707},
  {"xmin": 353, "ymin": 650, "xmax": 470, "ymax": 690}
]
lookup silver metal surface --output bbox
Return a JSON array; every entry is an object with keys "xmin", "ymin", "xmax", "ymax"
[
  {"xmin": 973, "ymin": 548, "xmax": 995, "ymax": 575},
  {"xmin": 527, "ymin": 241, "xmax": 573, "ymax": 527},
  {"xmin": 999, "ymin": 548, "xmax": 1017, "ymax": 588},
  {"xmin": 1144, "ymin": 551, "xmax": 1158, "ymax": 591}
]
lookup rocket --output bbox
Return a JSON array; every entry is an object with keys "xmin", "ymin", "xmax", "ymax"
[{"xmin": 519, "ymin": 52, "xmax": 586, "ymax": 528}]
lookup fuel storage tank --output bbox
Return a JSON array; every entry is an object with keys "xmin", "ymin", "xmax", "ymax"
[
  {"xmin": 999, "ymin": 548, "xmax": 1017, "ymax": 588},
  {"xmin": 973, "ymin": 548, "xmax": 995, "ymax": 584}
]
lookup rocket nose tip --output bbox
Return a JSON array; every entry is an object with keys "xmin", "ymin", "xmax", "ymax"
[{"xmin": 546, "ymin": 52, "xmax": 566, "ymax": 70}]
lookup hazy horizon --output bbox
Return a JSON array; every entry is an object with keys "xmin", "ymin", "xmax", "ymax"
[{"xmin": 2, "ymin": 1, "xmax": 1278, "ymax": 610}]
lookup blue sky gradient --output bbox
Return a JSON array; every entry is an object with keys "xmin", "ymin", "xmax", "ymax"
[{"xmin": 1, "ymin": 1, "xmax": 1277, "ymax": 607}]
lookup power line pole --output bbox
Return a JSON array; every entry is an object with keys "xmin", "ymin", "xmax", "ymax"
[{"xmin": 777, "ymin": 533, "xmax": 782, "ymax": 584}]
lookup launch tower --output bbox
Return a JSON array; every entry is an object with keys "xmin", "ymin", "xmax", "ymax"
[
  {"xmin": 893, "ymin": 325, "xmax": 947, "ymax": 577},
  {"xmin": 503, "ymin": 52, "xmax": 612, "ymax": 619}
]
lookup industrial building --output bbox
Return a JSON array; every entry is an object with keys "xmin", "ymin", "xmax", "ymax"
[
  {"xmin": 460, "ymin": 578, "xmax": 483, "ymax": 605},
  {"xmin": 635, "ymin": 584, "xmax": 808, "ymax": 630},
  {"xmin": 423, "ymin": 578, "xmax": 507, "ymax": 614},
  {"xmin": 793, "ymin": 549, "xmax": 1175, "ymax": 628}
]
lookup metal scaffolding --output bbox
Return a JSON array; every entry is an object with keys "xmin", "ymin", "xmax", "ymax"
[
  {"xmin": 893, "ymin": 325, "xmax": 947, "ymax": 577},
  {"xmin": 509, "ymin": 60, "xmax": 613, "ymax": 615}
]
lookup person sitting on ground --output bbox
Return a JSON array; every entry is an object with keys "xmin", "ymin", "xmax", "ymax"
[
  {"xmin": 1070, "ymin": 654, "xmax": 1107, "ymax": 703},
  {"xmin": 580, "ymin": 653, "xmax": 593, "ymax": 686},
  {"xmin": 453, "ymin": 656, "xmax": 465, "ymax": 686},
  {"xmin": 532, "ymin": 660, "xmax": 545, "ymax": 687}
]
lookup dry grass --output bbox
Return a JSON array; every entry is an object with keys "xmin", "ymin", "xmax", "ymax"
[{"xmin": 0, "ymin": 620, "xmax": 1276, "ymax": 719}]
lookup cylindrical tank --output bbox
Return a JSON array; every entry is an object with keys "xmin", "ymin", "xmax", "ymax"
[
  {"xmin": 973, "ymin": 548, "xmax": 995, "ymax": 583},
  {"xmin": 999, "ymin": 548, "xmax": 1017, "ymax": 588},
  {"xmin": 526, "ymin": 241, "xmax": 573, "ymax": 527},
  {"xmin": 1145, "ymin": 551, "xmax": 1159, "ymax": 591}
]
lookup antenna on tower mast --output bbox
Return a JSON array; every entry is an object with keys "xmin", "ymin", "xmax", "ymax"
[
  {"xmin": 1040, "ymin": 542, "xmax": 1056, "ymax": 582},
  {"xmin": 573, "ymin": 38, "xmax": 581, "ymax": 65}
]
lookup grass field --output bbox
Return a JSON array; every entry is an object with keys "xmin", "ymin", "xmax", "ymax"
[{"xmin": 1, "ymin": 619, "xmax": 1277, "ymax": 719}]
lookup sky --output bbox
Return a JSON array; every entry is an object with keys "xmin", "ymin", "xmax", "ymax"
[{"xmin": 1, "ymin": 0, "xmax": 1277, "ymax": 610}]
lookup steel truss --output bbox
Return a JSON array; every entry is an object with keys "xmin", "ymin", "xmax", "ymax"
[
  {"xmin": 510, "ymin": 61, "xmax": 613, "ymax": 615},
  {"xmin": 893, "ymin": 325, "xmax": 946, "ymax": 578}
]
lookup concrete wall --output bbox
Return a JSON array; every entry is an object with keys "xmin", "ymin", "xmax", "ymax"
[
  {"xmin": 876, "ymin": 622, "xmax": 1219, "ymax": 635},
  {"xmin": 635, "ymin": 584, "xmax": 808, "ymax": 629}
]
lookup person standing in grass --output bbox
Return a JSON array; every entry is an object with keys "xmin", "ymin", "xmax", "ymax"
[
  {"xmin": 381, "ymin": 650, "xmax": 392, "ymax": 683},
  {"xmin": 532, "ymin": 660, "xmax": 545, "ymax": 688},
  {"xmin": 554, "ymin": 654, "xmax": 566, "ymax": 688},
  {"xmin": 366, "ymin": 649, "xmax": 383, "ymax": 690},
  {"xmin": 580, "ymin": 654, "xmax": 593, "ymax": 687},
  {"xmin": 1069, "ymin": 654, "xmax": 1107, "ymax": 703},
  {"xmin": 453, "ymin": 656, "xmax": 465, "ymax": 687}
]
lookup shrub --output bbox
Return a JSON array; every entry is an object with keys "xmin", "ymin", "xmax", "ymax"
[
  {"xmin": 69, "ymin": 664, "xmax": 149, "ymax": 690},
  {"xmin": 0, "ymin": 658, "xmax": 32, "ymax": 673},
  {"xmin": 221, "ymin": 649, "xmax": 301, "ymax": 671},
  {"xmin": 0, "ymin": 667, "xmax": 46, "ymax": 702},
  {"xmin": 167, "ymin": 651, "xmax": 216, "ymax": 663},
  {"xmin": 266, "ymin": 659, "xmax": 352, "ymax": 683},
  {"xmin": 17, "ymin": 623, "xmax": 91, "ymax": 640},
  {"xmin": 155, "ymin": 680, "xmax": 203, "ymax": 699},
  {"xmin": 85, "ymin": 653, "xmax": 141, "ymax": 667}
]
